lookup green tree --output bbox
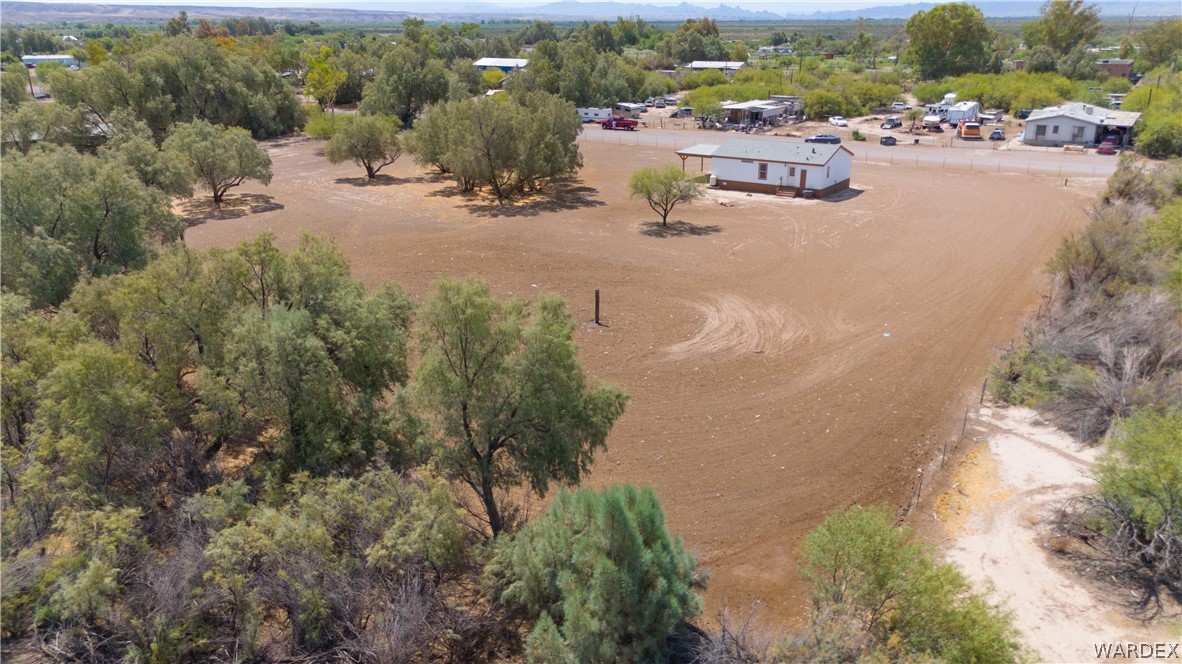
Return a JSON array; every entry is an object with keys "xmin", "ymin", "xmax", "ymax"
[
  {"xmin": 414, "ymin": 278, "xmax": 627, "ymax": 536},
  {"xmin": 324, "ymin": 115, "xmax": 403, "ymax": 180},
  {"xmin": 409, "ymin": 92, "xmax": 583, "ymax": 203},
  {"xmin": 305, "ymin": 57, "xmax": 347, "ymax": 112},
  {"xmin": 162, "ymin": 10, "xmax": 190, "ymax": 36},
  {"xmin": 1023, "ymin": 0, "xmax": 1101, "ymax": 56},
  {"xmin": 793, "ymin": 505, "xmax": 1021, "ymax": 662},
  {"xmin": 46, "ymin": 36, "xmax": 302, "ymax": 139},
  {"xmin": 101, "ymin": 111, "xmax": 196, "ymax": 198},
  {"xmin": 628, "ymin": 164, "xmax": 704, "ymax": 226},
  {"xmin": 487, "ymin": 485, "xmax": 703, "ymax": 662},
  {"xmin": 1, "ymin": 70, "xmax": 31, "ymax": 107},
  {"xmin": 1137, "ymin": 19, "xmax": 1182, "ymax": 70},
  {"xmin": 1058, "ymin": 46, "xmax": 1099, "ymax": 79},
  {"xmin": 163, "ymin": 120, "xmax": 272, "ymax": 207},
  {"xmin": 904, "ymin": 3, "xmax": 993, "ymax": 79},
  {"xmin": 1094, "ymin": 410, "xmax": 1182, "ymax": 587},
  {"xmin": 359, "ymin": 46, "xmax": 449, "ymax": 127},
  {"xmin": 36, "ymin": 342, "xmax": 169, "ymax": 498},
  {"xmin": 0, "ymin": 147, "xmax": 182, "ymax": 307}
]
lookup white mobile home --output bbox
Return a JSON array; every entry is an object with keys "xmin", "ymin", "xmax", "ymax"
[{"xmin": 676, "ymin": 138, "xmax": 853, "ymax": 197}]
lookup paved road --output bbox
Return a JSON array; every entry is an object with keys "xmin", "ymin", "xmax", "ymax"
[{"xmin": 578, "ymin": 126, "xmax": 1121, "ymax": 179}]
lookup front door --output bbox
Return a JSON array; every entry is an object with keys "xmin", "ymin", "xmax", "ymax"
[{"xmin": 799, "ymin": 169, "xmax": 807, "ymax": 191}]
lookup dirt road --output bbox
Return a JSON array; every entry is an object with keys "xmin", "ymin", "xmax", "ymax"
[
  {"xmin": 584, "ymin": 125, "xmax": 1122, "ymax": 178},
  {"xmin": 184, "ymin": 136, "xmax": 1096, "ymax": 624}
]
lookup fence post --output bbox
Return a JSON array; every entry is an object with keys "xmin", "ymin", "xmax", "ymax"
[{"xmin": 594, "ymin": 289, "xmax": 600, "ymax": 325}]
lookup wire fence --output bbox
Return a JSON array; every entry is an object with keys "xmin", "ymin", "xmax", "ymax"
[{"xmin": 577, "ymin": 130, "xmax": 1118, "ymax": 179}]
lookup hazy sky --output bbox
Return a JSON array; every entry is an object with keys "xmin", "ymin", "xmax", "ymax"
[{"xmin": 8, "ymin": 0, "xmax": 937, "ymax": 9}]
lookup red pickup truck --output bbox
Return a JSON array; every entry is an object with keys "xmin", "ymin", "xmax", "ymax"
[{"xmin": 601, "ymin": 116, "xmax": 638, "ymax": 131}]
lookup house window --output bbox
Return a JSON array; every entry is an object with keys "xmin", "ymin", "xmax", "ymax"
[
  {"xmin": 1071, "ymin": 126, "xmax": 1085, "ymax": 141},
  {"xmin": 1035, "ymin": 125, "xmax": 1047, "ymax": 137},
  {"xmin": 826, "ymin": 166, "xmax": 830, "ymax": 178},
  {"xmin": 757, "ymin": 163, "xmax": 768, "ymax": 180},
  {"xmin": 1052, "ymin": 125, "xmax": 1059, "ymax": 135},
  {"xmin": 789, "ymin": 167, "xmax": 796, "ymax": 177}
]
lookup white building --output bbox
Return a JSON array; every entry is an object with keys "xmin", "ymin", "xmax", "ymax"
[
  {"xmin": 687, "ymin": 60, "xmax": 747, "ymax": 73},
  {"xmin": 473, "ymin": 57, "xmax": 528, "ymax": 72},
  {"xmin": 21, "ymin": 54, "xmax": 78, "ymax": 68},
  {"xmin": 1023, "ymin": 102, "xmax": 1140, "ymax": 147},
  {"xmin": 676, "ymin": 138, "xmax": 853, "ymax": 197}
]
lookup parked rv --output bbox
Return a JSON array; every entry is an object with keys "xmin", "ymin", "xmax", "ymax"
[
  {"xmin": 946, "ymin": 101, "xmax": 980, "ymax": 126},
  {"xmin": 577, "ymin": 107, "xmax": 612, "ymax": 123}
]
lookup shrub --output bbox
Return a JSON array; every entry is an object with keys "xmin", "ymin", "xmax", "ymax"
[
  {"xmin": 486, "ymin": 485, "xmax": 705, "ymax": 664},
  {"xmin": 303, "ymin": 104, "xmax": 348, "ymax": 138},
  {"xmin": 851, "ymin": 129, "xmax": 867, "ymax": 141},
  {"xmin": 989, "ymin": 347, "xmax": 1073, "ymax": 405},
  {"xmin": 1059, "ymin": 410, "xmax": 1182, "ymax": 600},
  {"xmin": 788, "ymin": 505, "xmax": 1020, "ymax": 663}
]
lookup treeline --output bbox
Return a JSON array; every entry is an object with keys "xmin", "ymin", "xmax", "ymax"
[{"xmin": 990, "ymin": 155, "xmax": 1182, "ymax": 603}]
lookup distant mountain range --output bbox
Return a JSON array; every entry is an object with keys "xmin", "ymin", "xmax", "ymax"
[{"xmin": 2, "ymin": 0, "xmax": 1177, "ymax": 24}]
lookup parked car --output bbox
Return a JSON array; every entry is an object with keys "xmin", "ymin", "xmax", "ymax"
[
  {"xmin": 1096, "ymin": 136, "xmax": 1119, "ymax": 154},
  {"xmin": 654, "ymin": 100, "xmax": 666, "ymax": 108},
  {"xmin": 988, "ymin": 128, "xmax": 1006, "ymax": 141},
  {"xmin": 805, "ymin": 134, "xmax": 841, "ymax": 144},
  {"xmin": 1014, "ymin": 109, "xmax": 1032, "ymax": 119},
  {"xmin": 879, "ymin": 136, "xmax": 897, "ymax": 146},
  {"xmin": 828, "ymin": 116, "xmax": 848, "ymax": 127},
  {"xmin": 670, "ymin": 107, "xmax": 693, "ymax": 118},
  {"xmin": 880, "ymin": 116, "xmax": 902, "ymax": 129},
  {"xmin": 890, "ymin": 101, "xmax": 910, "ymax": 111}
]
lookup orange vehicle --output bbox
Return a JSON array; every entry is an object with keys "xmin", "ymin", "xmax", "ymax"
[{"xmin": 956, "ymin": 120, "xmax": 982, "ymax": 140}]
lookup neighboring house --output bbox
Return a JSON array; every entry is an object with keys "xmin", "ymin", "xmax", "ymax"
[
  {"xmin": 687, "ymin": 60, "xmax": 747, "ymax": 74},
  {"xmin": 1023, "ymin": 102, "xmax": 1141, "ymax": 147},
  {"xmin": 675, "ymin": 137, "xmax": 853, "ymax": 197},
  {"xmin": 21, "ymin": 54, "xmax": 78, "ymax": 68},
  {"xmin": 473, "ymin": 57, "xmax": 528, "ymax": 72},
  {"xmin": 1096, "ymin": 58, "xmax": 1134, "ymax": 79},
  {"xmin": 722, "ymin": 99, "xmax": 795, "ymax": 124}
]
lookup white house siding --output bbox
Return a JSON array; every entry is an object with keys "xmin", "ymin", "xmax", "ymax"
[
  {"xmin": 712, "ymin": 149, "xmax": 851, "ymax": 195},
  {"xmin": 1024, "ymin": 116, "xmax": 1101, "ymax": 147}
]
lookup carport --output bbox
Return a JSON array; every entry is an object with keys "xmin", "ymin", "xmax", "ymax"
[{"xmin": 675, "ymin": 144, "xmax": 719, "ymax": 172}]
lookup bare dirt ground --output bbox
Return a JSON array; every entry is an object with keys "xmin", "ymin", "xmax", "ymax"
[
  {"xmin": 183, "ymin": 136, "xmax": 1097, "ymax": 625},
  {"xmin": 934, "ymin": 406, "xmax": 1181, "ymax": 662}
]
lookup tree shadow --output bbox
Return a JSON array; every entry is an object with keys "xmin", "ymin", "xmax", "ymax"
[
  {"xmin": 332, "ymin": 172, "xmax": 450, "ymax": 187},
  {"xmin": 333, "ymin": 174, "xmax": 397, "ymax": 187},
  {"xmin": 178, "ymin": 193, "xmax": 284, "ymax": 225},
  {"xmin": 639, "ymin": 220, "xmax": 723, "ymax": 238},
  {"xmin": 427, "ymin": 179, "xmax": 606, "ymax": 219},
  {"xmin": 819, "ymin": 187, "xmax": 865, "ymax": 203}
]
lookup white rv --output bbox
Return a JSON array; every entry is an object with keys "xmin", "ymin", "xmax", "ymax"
[
  {"xmin": 946, "ymin": 101, "xmax": 980, "ymax": 125},
  {"xmin": 577, "ymin": 107, "xmax": 612, "ymax": 123}
]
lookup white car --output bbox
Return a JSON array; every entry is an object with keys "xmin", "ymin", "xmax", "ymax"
[
  {"xmin": 828, "ymin": 116, "xmax": 849, "ymax": 127},
  {"xmin": 890, "ymin": 101, "xmax": 911, "ymax": 111}
]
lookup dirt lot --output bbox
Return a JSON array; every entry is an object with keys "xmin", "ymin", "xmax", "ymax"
[{"xmin": 184, "ymin": 136, "xmax": 1096, "ymax": 625}]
